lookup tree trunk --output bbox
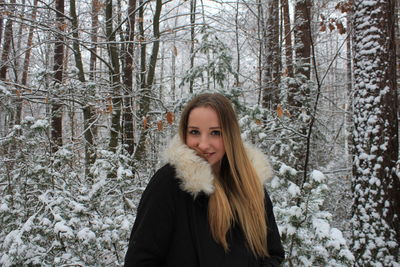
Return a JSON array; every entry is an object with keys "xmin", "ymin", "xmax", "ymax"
[
  {"xmin": 122, "ymin": 0, "xmax": 136, "ymax": 155},
  {"xmin": 87, "ymin": 0, "xmax": 100, "ymax": 153},
  {"xmin": 21, "ymin": 0, "xmax": 37, "ymax": 86},
  {"xmin": 14, "ymin": 0, "xmax": 25, "ymax": 82},
  {"xmin": 189, "ymin": 0, "xmax": 196, "ymax": 93},
  {"xmin": 294, "ymin": 0, "xmax": 311, "ymax": 80},
  {"xmin": 281, "ymin": 0, "xmax": 294, "ymax": 79},
  {"xmin": 288, "ymin": 0, "xmax": 312, "ymax": 111},
  {"xmin": 352, "ymin": 0, "xmax": 400, "ymax": 264},
  {"xmin": 395, "ymin": 0, "xmax": 400, "ymax": 116},
  {"xmin": 70, "ymin": 0, "xmax": 97, "ymax": 177},
  {"xmin": 345, "ymin": 5, "xmax": 353, "ymax": 168},
  {"xmin": 50, "ymin": 0, "xmax": 65, "ymax": 151},
  {"xmin": 234, "ymin": 0, "xmax": 240, "ymax": 87},
  {"xmin": 89, "ymin": 0, "xmax": 100, "ymax": 80},
  {"xmin": 106, "ymin": 0, "xmax": 122, "ymax": 152},
  {"xmin": 0, "ymin": 0, "xmax": 4, "ymax": 47},
  {"xmin": 134, "ymin": 0, "xmax": 162, "ymax": 162},
  {"xmin": 18, "ymin": 0, "xmax": 38, "ymax": 126},
  {"xmin": 0, "ymin": 0, "xmax": 14, "ymax": 80},
  {"xmin": 262, "ymin": 0, "xmax": 280, "ymax": 109},
  {"xmin": 257, "ymin": 0, "xmax": 263, "ymax": 104}
]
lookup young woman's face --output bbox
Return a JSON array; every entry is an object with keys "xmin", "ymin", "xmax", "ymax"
[{"xmin": 186, "ymin": 106, "xmax": 226, "ymax": 170}]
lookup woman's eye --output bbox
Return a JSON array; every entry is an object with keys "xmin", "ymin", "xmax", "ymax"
[
  {"xmin": 189, "ymin": 129, "xmax": 200, "ymax": 135},
  {"xmin": 211, "ymin": 130, "xmax": 221, "ymax": 136}
]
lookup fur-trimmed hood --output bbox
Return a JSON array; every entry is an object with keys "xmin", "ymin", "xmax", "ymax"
[{"xmin": 163, "ymin": 135, "xmax": 273, "ymax": 197}]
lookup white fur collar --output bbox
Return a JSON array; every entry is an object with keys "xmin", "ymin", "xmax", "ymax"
[{"xmin": 163, "ymin": 135, "xmax": 273, "ymax": 197}]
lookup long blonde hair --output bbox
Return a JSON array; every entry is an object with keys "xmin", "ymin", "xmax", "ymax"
[{"xmin": 179, "ymin": 93, "xmax": 268, "ymax": 257}]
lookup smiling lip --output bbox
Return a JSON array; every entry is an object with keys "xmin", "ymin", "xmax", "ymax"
[{"xmin": 200, "ymin": 152, "xmax": 215, "ymax": 159}]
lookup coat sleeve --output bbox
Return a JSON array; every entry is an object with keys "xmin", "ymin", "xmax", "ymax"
[
  {"xmin": 124, "ymin": 165, "xmax": 178, "ymax": 267},
  {"xmin": 260, "ymin": 189, "xmax": 285, "ymax": 267}
]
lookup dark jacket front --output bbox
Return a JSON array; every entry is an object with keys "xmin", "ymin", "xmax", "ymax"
[{"xmin": 124, "ymin": 136, "xmax": 285, "ymax": 267}]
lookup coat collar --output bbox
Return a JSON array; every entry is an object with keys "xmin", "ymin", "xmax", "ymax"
[{"xmin": 163, "ymin": 135, "xmax": 273, "ymax": 198}]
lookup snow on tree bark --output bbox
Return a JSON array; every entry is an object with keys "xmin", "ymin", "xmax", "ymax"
[
  {"xmin": 351, "ymin": 0, "xmax": 400, "ymax": 265},
  {"xmin": 51, "ymin": 0, "xmax": 65, "ymax": 151}
]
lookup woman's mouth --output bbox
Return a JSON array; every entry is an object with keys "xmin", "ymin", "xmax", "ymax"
[{"xmin": 199, "ymin": 152, "xmax": 214, "ymax": 159}]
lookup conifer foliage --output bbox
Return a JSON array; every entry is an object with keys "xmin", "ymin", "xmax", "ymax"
[{"xmin": 0, "ymin": 0, "xmax": 399, "ymax": 265}]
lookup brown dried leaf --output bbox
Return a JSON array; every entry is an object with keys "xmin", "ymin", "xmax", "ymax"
[
  {"xmin": 335, "ymin": 1, "xmax": 352, "ymax": 13},
  {"xmin": 277, "ymin": 104, "xmax": 284, "ymax": 118},
  {"xmin": 166, "ymin": 112, "xmax": 174, "ymax": 124},
  {"xmin": 157, "ymin": 120, "xmax": 163, "ymax": 131},
  {"xmin": 106, "ymin": 97, "xmax": 113, "ymax": 113},
  {"xmin": 336, "ymin": 21, "xmax": 346, "ymax": 34}
]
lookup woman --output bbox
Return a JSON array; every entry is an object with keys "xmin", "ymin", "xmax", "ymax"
[{"xmin": 124, "ymin": 93, "xmax": 284, "ymax": 266}]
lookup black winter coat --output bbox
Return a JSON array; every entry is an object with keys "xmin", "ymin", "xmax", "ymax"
[{"xmin": 124, "ymin": 136, "xmax": 285, "ymax": 267}]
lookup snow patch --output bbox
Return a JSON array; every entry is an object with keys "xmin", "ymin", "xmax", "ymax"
[
  {"xmin": 77, "ymin": 228, "xmax": 96, "ymax": 244},
  {"xmin": 30, "ymin": 119, "xmax": 49, "ymax": 129},
  {"xmin": 310, "ymin": 170, "xmax": 325, "ymax": 183},
  {"xmin": 279, "ymin": 163, "xmax": 297, "ymax": 176}
]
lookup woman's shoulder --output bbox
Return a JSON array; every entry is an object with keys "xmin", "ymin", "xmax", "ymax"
[
  {"xmin": 145, "ymin": 164, "xmax": 182, "ymax": 195},
  {"xmin": 153, "ymin": 163, "xmax": 176, "ymax": 178}
]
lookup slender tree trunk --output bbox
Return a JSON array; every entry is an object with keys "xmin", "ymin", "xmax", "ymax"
[
  {"xmin": 89, "ymin": 0, "xmax": 100, "ymax": 80},
  {"xmin": 122, "ymin": 0, "xmax": 136, "ymax": 155},
  {"xmin": 288, "ymin": 0, "xmax": 312, "ymax": 111},
  {"xmin": 352, "ymin": 0, "xmax": 400, "ymax": 264},
  {"xmin": 345, "ymin": 5, "xmax": 353, "ymax": 168},
  {"xmin": 134, "ymin": 0, "xmax": 162, "ymax": 161},
  {"xmin": 143, "ymin": 0, "xmax": 162, "ymax": 108},
  {"xmin": 171, "ymin": 43, "xmax": 176, "ymax": 101},
  {"xmin": 395, "ymin": 0, "xmax": 400, "ymax": 116},
  {"xmin": 160, "ymin": 43, "xmax": 164, "ymax": 98},
  {"xmin": 257, "ymin": 0, "xmax": 263, "ymax": 104},
  {"xmin": 0, "ymin": 0, "xmax": 5, "ymax": 47},
  {"xmin": 85, "ymin": 0, "xmax": 100, "ymax": 163},
  {"xmin": 234, "ymin": 0, "xmax": 240, "ymax": 87},
  {"xmin": 282, "ymin": 0, "xmax": 293, "ymax": 78},
  {"xmin": 106, "ymin": 0, "xmax": 122, "ymax": 152},
  {"xmin": 284, "ymin": 0, "xmax": 312, "ymax": 184},
  {"xmin": 262, "ymin": 0, "xmax": 280, "ymax": 109},
  {"xmin": 189, "ymin": 0, "xmax": 196, "ymax": 93},
  {"xmin": 13, "ymin": 0, "xmax": 25, "ymax": 82},
  {"xmin": 70, "ymin": 0, "xmax": 96, "ymax": 177},
  {"xmin": 70, "ymin": 0, "xmax": 85, "ymax": 83},
  {"xmin": 50, "ymin": 0, "xmax": 65, "ymax": 151},
  {"xmin": 0, "ymin": 0, "xmax": 15, "ymax": 80},
  {"xmin": 21, "ymin": 0, "xmax": 37, "ymax": 86},
  {"xmin": 14, "ymin": 0, "xmax": 32, "ymax": 126},
  {"xmin": 294, "ymin": 0, "xmax": 311, "ymax": 80}
]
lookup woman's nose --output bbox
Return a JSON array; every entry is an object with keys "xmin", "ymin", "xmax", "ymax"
[{"xmin": 197, "ymin": 135, "xmax": 210, "ymax": 150}]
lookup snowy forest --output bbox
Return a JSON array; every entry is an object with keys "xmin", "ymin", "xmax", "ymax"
[{"xmin": 0, "ymin": 0, "xmax": 399, "ymax": 266}]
